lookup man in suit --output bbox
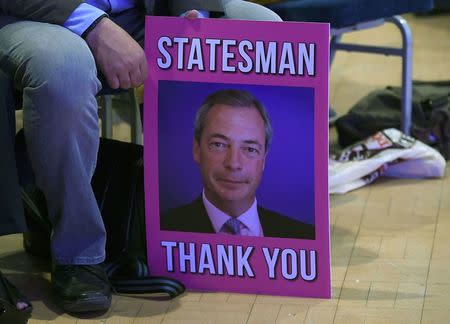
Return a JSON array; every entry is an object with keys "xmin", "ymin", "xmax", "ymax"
[{"xmin": 161, "ymin": 89, "xmax": 315, "ymax": 239}]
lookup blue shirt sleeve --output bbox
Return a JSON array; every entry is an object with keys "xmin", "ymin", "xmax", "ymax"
[
  {"xmin": 63, "ymin": 2, "xmax": 108, "ymax": 36},
  {"xmin": 65, "ymin": 1, "xmax": 208, "ymax": 36},
  {"xmin": 64, "ymin": 0, "xmax": 136, "ymax": 36}
]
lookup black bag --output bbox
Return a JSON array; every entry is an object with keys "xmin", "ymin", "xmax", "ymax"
[
  {"xmin": 335, "ymin": 80, "xmax": 450, "ymax": 159},
  {"xmin": 0, "ymin": 270, "xmax": 32, "ymax": 324},
  {"xmin": 18, "ymin": 132, "xmax": 185, "ymax": 298}
]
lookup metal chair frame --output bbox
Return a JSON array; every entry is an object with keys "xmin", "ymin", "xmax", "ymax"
[
  {"xmin": 98, "ymin": 88, "xmax": 142, "ymax": 144},
  {"xmin": 330, "ymin": 15, "xmax": 413, "ymax": 134}
]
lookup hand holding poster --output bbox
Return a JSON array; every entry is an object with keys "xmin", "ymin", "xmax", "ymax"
[{"xmin": 144, "ymin": 16, "xmax": 330, "ymax": 298}]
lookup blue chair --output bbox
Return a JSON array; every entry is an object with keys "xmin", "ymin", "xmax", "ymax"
[{"xmin": 265, "ymin": 0, "xmax": 434, "ymax": 135}]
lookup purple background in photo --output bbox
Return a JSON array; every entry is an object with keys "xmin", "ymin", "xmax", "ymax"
[{"xmin": 158, "ymin": 80, "xmax": 315, "ymax": 225}]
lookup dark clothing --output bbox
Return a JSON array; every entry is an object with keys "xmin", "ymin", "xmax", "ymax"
[
  {"xmin": 161, "ymin": 198, "xmax": 315, "ymax": 240},
  {"xmin": 0, "ymin": 0, "xmax": 82, "ymax": 25},
  {"xmin": 0, "ymin": 1, "xmax": 150, "ymax": 238},
  {"xmin": 0, "ymin": 74, "xmax": 26, "ymax": 235},
  {"xmin": 0, "ymin": 0, "xmax": 155, "ymax": 25}
]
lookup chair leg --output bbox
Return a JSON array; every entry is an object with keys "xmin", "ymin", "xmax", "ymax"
[
  {"xmin": 328, "ymin": 35, "xmax": 343, "ymax": 124},
  {"xmin": 98, "ymin": 95, "xmax": 113, "ymax": 139},
  {"xmin": 331, "ymin": 15, "xmax": 413, "ymax": 135},
  {"xmin": 330, "ymin": 35, "xmax": 342, "ymax": 67},
  {"xmin": 386, "ymin": 15, "xmax": 413, "ymax": 136},
  {"xmin": 129, "ymin": 89, "xmax": 143, "ymax": 145}
]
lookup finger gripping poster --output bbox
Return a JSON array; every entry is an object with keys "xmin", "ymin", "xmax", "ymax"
[{"xmin": 144, "ymin": 16, "xmax": 330, "ymax": 298}]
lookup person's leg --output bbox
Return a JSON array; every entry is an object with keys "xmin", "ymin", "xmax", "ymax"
[
  {"xmin": 0, "ymin": 18, "xmax": 111, "ymax": 313},
  {"xmin": 220, "ymin": 0, "xmax": 282, "ymax": 21},
  {"xmin": 0, "ymin": 20, "xmax": 105, "ymax": 265}
]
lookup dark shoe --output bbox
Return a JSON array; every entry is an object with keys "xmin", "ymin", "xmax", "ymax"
[
  {"xmin": 0, "ymin": 271, "xmax": 32, "ymax": 324},
  {"xmin": 51, "ymin": 264, "xmax": 112, "ymax": 313}
]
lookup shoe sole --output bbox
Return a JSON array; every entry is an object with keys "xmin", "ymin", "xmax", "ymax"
[{"xmin": 59, "ymin": 295, "xmax": 112, "ymax": 313}]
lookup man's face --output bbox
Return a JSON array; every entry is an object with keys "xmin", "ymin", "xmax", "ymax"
[{"xmin": 193, "ymin": 104, "xmax": 268, "ymax": 214}]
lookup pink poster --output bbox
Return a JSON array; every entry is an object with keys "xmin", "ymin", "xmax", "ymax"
[{"xmin": 144, "ymin": 16, "xmax": 330, "ymax": 298}]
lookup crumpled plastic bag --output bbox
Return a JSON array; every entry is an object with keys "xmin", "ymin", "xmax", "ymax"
[{"xmin": 329, "ymin": 128, "xmax": 446, "ymax": 194}]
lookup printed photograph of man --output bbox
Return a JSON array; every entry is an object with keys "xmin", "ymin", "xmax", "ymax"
[{"xmin": 160, "ymin": 89, "xmax": 315, "ymax": 239}]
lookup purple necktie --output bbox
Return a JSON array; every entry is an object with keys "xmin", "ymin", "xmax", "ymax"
[{"xmin": 223, "ymin": 218, "xmax": 243, "ymax": 235}]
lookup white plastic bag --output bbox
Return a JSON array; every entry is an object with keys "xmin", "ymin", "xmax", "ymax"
[{"xmin": 329, "ymin": 128, "xmax": 446, "ymax": 194}]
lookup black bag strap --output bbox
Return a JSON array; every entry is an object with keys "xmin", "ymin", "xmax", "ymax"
[
  {"xmin": 104, "ymin": 256, "xmax": 185, "ymax": 298},
  {"xmin": 110, "ymin": 277, "xmax": 185, "ymax": 298}
]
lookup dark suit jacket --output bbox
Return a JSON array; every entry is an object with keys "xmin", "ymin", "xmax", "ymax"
[
  {"xmin": 161, "ymin": 197, "xmax": 315, "ymax": 239},
  {"xmin": 0, "ymin": 0, "xmax": 82, "ymax": 25},
  {"xmin": 0, "ymin": 0, "xmax": 155, "ymax": 25}
]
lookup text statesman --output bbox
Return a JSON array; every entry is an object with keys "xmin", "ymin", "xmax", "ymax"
[{"xmin": 161, "ymin": 89, "xmax": 315, "ymax": 239}]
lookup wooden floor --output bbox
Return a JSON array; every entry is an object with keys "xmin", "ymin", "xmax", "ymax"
[{"xmin": 2, "ymin": 12, "xmax": 450, "ymax": 324}]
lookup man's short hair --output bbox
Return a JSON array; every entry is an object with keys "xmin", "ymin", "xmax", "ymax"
[{"xmin": 194, "ymin": 89, "xmax": 273, "ymax": 150}]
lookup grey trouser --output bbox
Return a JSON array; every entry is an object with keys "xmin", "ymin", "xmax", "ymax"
[
  {"xmin": 0, "ymin": 20, "xmax": 104, "ymax": 264},
  {"xmin": 0, "ymin": 9, "xmax": 144, "ymax": 264}
]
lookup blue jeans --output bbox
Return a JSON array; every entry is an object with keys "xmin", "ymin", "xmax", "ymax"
[
  {"xmin": 0, "ymin": 7, "xmax": 144, "ymax": 264},
  {"xmin": 0, "ymin": 19, "xmax": 105, "ymax": 265}
]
